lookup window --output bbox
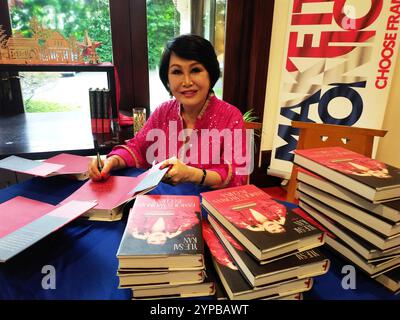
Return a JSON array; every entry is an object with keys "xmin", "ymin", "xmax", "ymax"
[
  {"xmin": 146, "ymin": 0, "xmax": 227, "ymax": 111},
  {"xmin": 2, "ymin": 0, "xmax": 260, "ymax": 160},
  {"xmin": 7, "ymin": 0, "xmax": 113, "ymax": 114}
]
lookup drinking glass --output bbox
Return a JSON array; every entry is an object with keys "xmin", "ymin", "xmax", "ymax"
[{"xmin": 133, "ymin": 107, "xmax": 146, "ymax": 135}]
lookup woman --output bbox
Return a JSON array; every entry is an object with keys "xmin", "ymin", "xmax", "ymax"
[{"xmin": 89, "ymin": 34, "xmax": 249, "ymax": 188}]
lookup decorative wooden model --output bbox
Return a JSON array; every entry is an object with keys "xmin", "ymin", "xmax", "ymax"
[{"xmin": 0, "ymin": 18, "xmax": 101, "ymax": 64}]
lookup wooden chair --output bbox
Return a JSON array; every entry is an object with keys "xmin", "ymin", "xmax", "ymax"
[
  {"xmin": 244, "ymin": 121, "xmax": 262, "ymax": 184},
  {"xmin": 286, "ymin": 121, "xmax": 387, "ymax": 202}
]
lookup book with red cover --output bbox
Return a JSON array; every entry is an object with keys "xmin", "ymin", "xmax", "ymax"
[
  {"xmin": 0, "ymin": 153, "xmax": 91, "ymax": 180},
  {"xmin": 294, "ymin": 147, "xmax": 400, "ymax": 203},
  {"xmin": 60, "ymin": 164, "xmax": 170, "ymax": 221},
  {"xmin": 116, "ymin": 195, "xmax": 204, "ymax": 270},
  {"xmin": 202, "ymin": 220, "xmax": 314, "ymax": 300},
  {"xmin": 298, "ymin": 190, "xmax": 400, "ymax": 251},
  {"xmin": 0, "ymin": 196, "xmax": 96, "ymax": 262},
  {"xmin": 298, "ymin": 199, "xmax": 400, "ymax": 276},
  {"xmin": 60, "ymin": 175, "xmax": 140, "ymax": 221},
  {"xmin": 298, "ymin": 182, "xmax": 400, "ymax": 237},
  {"xmin": 0, "ymin": 155, "xmax": 64, "ymax": 177},
  {"xmin": 297, "ymin": 168, "xmax": 400, "ymax": 223},
  {"xmin": 298, "ymin": 195, "xmax": 400, "ymax": 275},
  {"xmin": 201, "ymin": 184, "xmax": 325, "ymax": 262},
  {"xmin": 44, "ymin": 153, "xmax": 91, "ymax": 180},
  {"xmin": 208, "ymin": 215, "xmax": 330, "ymax": 287}
]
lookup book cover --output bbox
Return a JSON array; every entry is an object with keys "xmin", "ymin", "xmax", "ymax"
[
  {"xmin": 202, "ymin": 219, "xmax": 314, "ymax": 300},
  {"xmin": 201, "ymin": 184, "xmax": 324, "ymax": 261},
  {"xmin": 89, "ymin": 88, "xmax": 97, "ymax": 133},
  {"xmin": 0, "ymin": 196, "xmax": 96, "ymax": 262},
  {"xmin": 95, "ymin": 88, "xmax": 103, "ymax": 133},
  {"xmin": 208, "ymin": 216, "xmax": 330, "ymax": 287},
  {"xmin": 0, "ymin": 155, "xmax": 64, "ymax": 177},
  {"xmin": 298, "ymin": 200, "xmax": 400, "ymax": 276},
  {"xmin": 0, "ymin": 153, "xmax": 91, "ymax": 180},
  {"xmin": 297, "ymin": 199, "xmax": 400, "ymax": 262},
  {"xmin": 294, "ymin": 147, "xmax": 400, "ymax": 202},
  {"xmin": 274, "ymin": 292, "xmax": 303, "ymax": 300},
  {"xmin": 60, "ymin": 175, "xmax": 141, "ymax": 220},
  {"xmin": 131, "ymin": 162, "xmax": 170, "ymax": 196},
  {"xmin": 116, "ymin": 195, "xmax": 204, "ymax": 270},
  {"xmin": 102, "ymin": 89, "xmax": 111, "ymax": 133},
  {"xmin": 44, "ymin": 153, "xmax": 91, "ymax": 180},
  {"xmin": 298, "ymin": 190, "xmax": 400, "ymax": 251},
  {"xmin": 60, "ymin": 163, "xmax": 169, "ymax": 221},
  {"xmin": 298, "ymin": 182, "xmax": 400, "ymax": 237},
  {"xmin": 325, "ymin": 233, "xmax": 400, "ymax": 277},
  {"xmin": 297, "ymin": 168, "xmax": 400, "ymax": 223}
]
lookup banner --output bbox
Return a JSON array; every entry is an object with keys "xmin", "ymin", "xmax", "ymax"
[{"xmin": 267, "ymin": 0, "xmax": 400, "ymax": 179}]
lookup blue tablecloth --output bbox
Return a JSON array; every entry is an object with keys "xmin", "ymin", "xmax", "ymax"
[{"xmin": 0, "ymin": 168, "xmax": 399, "ymax": 300}]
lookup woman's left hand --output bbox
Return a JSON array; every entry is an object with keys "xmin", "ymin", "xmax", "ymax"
[{"xmin": 159, "ymin": 156, "xmax": 193, "ymax": 185}]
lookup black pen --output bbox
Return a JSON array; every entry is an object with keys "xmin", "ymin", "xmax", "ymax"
[{"xmin": 94, "ymin": 139, "xmax": 103, "ymax": 172}]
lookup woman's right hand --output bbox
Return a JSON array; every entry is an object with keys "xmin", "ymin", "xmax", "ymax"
[{"xmin": 88, "ymin": 155, "xmax": 122, "ymax": 181}]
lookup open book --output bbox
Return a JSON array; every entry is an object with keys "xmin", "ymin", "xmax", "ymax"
[
  {"xmin": 60, "ymin": 163, "xmax": 170, "ymax": 221},
  {"xmin": 0, "ymin": 153, "xmax": 92, "ymax": 180},
  {"xmin": 0, "ymin": 196, "xmax": 96, "ymax": 263}
]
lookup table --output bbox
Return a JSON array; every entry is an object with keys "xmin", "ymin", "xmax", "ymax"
[
  {"xmin": 0, "ymin": 168, "xmax": 399, "ymax": 300},
  {"xmin": 0, "ymin": 112, "xmax": 134, "ymax": 161}
]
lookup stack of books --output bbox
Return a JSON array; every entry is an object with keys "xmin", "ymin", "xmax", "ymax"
[
  {"xmin": 116, "ymin": 194, "xmax": 215, "ymax": 299},
  {"xmin": 200, "ymin": 184, "xmax": 330, "ymax": 300},
  {"xmin": 294, "ymin": 146, "xmax": 400, "ymax": 294},
  {"xmin": 89, "ymin": 88, "xmax": 112, "ymax": 134}
]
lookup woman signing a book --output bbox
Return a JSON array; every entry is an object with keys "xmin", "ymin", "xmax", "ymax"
[{"xmin": 89, "ymin": 34, "xmax": 250, "ymax": 188}]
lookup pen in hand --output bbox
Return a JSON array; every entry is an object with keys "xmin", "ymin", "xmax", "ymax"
[{"xmin": 94, "ymin": 139, "xmax": 103, "ymax": 173}]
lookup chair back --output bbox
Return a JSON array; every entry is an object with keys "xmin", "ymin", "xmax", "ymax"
[{"xmin": 286, "ymin": 121, "xmax": 387, "ymax": 202}]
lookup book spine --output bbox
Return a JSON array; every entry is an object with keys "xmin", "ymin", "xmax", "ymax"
[
  {"xmin": 102, "ymin": 89, "xmax": 111, "ymax": 134},
  {"xmin": 95, "ymin": 88, "xmax": 104, "ymax": 133},
  {"xmin": 88, "ymin": 88, "xmax": 97, "ymax": 134}
]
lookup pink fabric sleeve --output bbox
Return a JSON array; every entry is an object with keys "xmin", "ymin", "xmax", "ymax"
[{"xmin": 207, "ymin": 111, "xmax": 249, "ymax": 188}]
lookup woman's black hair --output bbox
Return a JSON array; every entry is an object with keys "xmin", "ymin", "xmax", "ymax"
[{"xmin": 159, "ymin": 34, "xmax": 221, "ymax": 94}]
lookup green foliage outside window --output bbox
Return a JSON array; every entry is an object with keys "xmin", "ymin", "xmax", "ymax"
[
  {"xmin": 8, "ymin": 0, "xmax": 179, "ymax": 67},
  {"xmin": 147, "ymin": 0, "xmax": 179, "ymax": 70},
  {"xmin": 9, "ymin": 0, "xmax": 112, "ymax": 62}
]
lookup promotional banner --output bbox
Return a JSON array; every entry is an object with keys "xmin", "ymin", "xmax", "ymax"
[{"xmin": 267, "ymin": 0, "xmax": 400, "ymax": 179}]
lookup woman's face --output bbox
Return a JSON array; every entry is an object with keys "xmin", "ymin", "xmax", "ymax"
[
  {"xmin": 263, "ymin": 221, "xmax": 285, "ymax": 234},
  {"xmin": 147, "ymin": 232, "xmax": 167, "ymax": 245},
  {"xmin": 168, "ymin": 52, "xmax": 211, "ymax": 111}
]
